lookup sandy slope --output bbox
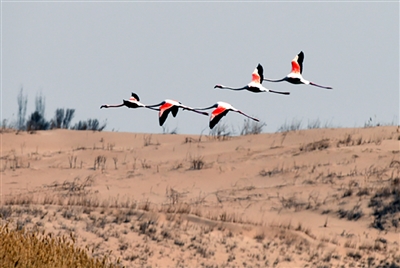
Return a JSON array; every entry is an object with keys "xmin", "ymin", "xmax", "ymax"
[{"xmin": 1, "ymin": 126, "xmax": 399, "ymax": 267}]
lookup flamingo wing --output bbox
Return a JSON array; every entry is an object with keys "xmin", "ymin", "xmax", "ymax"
[
  {"xmin": 123, "ymin": 99, "xmax": 141, "ymax": 108},
  {"xmin": 252, "ymin": 64, "xmax": 263, "ymax": 84},
  {"xmin": 210, "ymin": 106, "xmax": 229, "ymax": 129},
  {"xmin": 131, "ymin": 92, "xmax": 140, "ymax": 101},
  {"xmin": 171, "ymin": 105, "xmax": 179, "ymax": 117},
  {"xmin": 159, "ymin": 102, "xmax": 174, "ymax": 126},
  {"xmin": 291, "ymin": 51, "xmax": 304, "ymax": 74}
]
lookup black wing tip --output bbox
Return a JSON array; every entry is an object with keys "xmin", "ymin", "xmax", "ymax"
[{"xmin": 131, "ymin": 92, "xmax": 140, "ymax": 101}]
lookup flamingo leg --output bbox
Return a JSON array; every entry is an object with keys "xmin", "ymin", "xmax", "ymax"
[
  {"xmin": 269, "ymin": 89, "xmax": 290, "ymax": 95},
  {"xmin": 237, "ymin": 111, "xmax": 259, "ymax": 122},
  {"xmin": 309, "ymin": 82, "xmax": 332, "ymax": 89}
]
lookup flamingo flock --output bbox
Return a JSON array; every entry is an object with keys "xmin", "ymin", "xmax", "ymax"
[{"xmin": 100, "ymin": 51, "xmax": 332, "ymax": 130}]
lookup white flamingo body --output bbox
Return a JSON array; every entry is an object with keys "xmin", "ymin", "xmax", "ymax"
[
  {"xmin": 214, "ymin": 64, "xmax": 290, "ymax": 95},
  {"xmin": 194, "ymin": 101, "xmax": 259, "ymax": 129},
  {"xmin": 264, "ymin": 51, "xmax": 332, "ymax": 89},
  {"xmin": 146, "ymin": 99, "xmax": 208, "ymax": 126}
]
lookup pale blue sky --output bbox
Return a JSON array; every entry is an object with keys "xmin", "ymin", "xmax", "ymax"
[{"xmin": 2, "ymin": 2, "xmax": 399, "ymax": 134}]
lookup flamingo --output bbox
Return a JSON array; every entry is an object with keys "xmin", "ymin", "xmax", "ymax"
[
  {"xmin": 263, "ymin": 51, "xmax": 332, "ymax": 89},
  {"xmin": 145, "ymin": 99, "xmax": 209, "ymax": 126},
  {"xmin": 193, "ymin": 101, "xmax": 259, "ymax": 129},
  {"xmin": 100, "ymin": 92, "xmax": 158, "ymax": 110},
  {"xmin": 214, "ymin": 64, "xmax": 290, "ymax": 95}
]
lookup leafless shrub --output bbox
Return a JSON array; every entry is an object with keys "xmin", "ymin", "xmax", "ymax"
[
  {"xmin": 278, "ymin": 194, "xmax": 307, "ymax": 212},
  {"xmin": 254, "ymin": 232, "xmax": 265, "ymax": 242},
  {"xmin": 338, "ymin": 204, "xmax": 364, "ymax": 221},
  {"xmin": 369, "ymin": 181, "xmax": 400, "ymax": 231},
  {"xmin": 300, "ymin": 139, "xmax": 330, "ymax": 152},
  {"xmin": 112, "ymin": 157, "xmax": 118, "ymax": 170},
  {"xmin": 143, "ymin": 134, "xmax": 152, "ymax": 146},
  {"xmin": 259, "ymin": 165, "xmax": 285, "ymax": 177},
  {"xmin": 307, "ymin": 118, "xmax": 321, "ymax": 129},
  {"xmin": 209, "ymin": 123, "xmax": 233, "ymax": 141},
  {"xmin": 240, "ymin": 118, "xmax": 266, "ymax": 135},
  {"xmin": 189, "ymin": 155, "xmax": 204, "ymax": 170},
  {"xmin": 68, "ymin": 155, "xmax": 77, "ymax": 169},
  {"xmin": 94, "ymin": 155, "xmax": 106, "ymax": 170},
  {"xmin": 141, "ymin": 159, "xmax": 151, "ymax": 169},
  {"xmin": 277, "ymin": 119, "xmax": 302, "ymax": 132},
  {"xmin": 337, "ymin": 134, "xmax": 353, "ymax": 147}
]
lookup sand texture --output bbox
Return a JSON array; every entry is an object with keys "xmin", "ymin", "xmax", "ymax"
[{"xmin": 1, "ymin": 126, "xmax": 399, "ymax": 267}]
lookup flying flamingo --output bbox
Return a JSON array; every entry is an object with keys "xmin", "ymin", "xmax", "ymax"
[
  {"xmin": 263, "ymin": 51, "xmax": 333, "ymax": 89},
  {"xmin": 214, "ymin": 64, "xmax": 290, "ymax": 95},
  {"xmin": 100, "ymin": 92, "xmax": 158, "ymax": 110},
  {"xmin": 145, "ymin": 99, "xmax": 209, "ymax": 126},
  {"xmin": 193, "ymin": 101, "xmax": 259, "ymax": 129}
]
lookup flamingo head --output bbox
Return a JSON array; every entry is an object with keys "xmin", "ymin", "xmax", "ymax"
[
  {"xmin": 100, "ymin": 105, "xmax": 108, "ymax": 109},
  {"xmin": 214, "ymin": 84, "xmax": 223, "ymax": 89}
]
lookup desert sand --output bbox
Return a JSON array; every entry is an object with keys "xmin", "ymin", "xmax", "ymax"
[{"xmin": 1, "ymin": 126, "xmax": 399, "ymax": 267}]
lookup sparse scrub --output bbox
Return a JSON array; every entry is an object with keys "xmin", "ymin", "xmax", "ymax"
[
  {"xmin": 209, "ymin": 123, "xmax": 233, "ymax": 141},
  {"xmin": 307, "ymin": 118, "xmax": 321, "ymax": 129},
  {"xmin": 141, "ymin": 159, "xmax": 151, "ymax": 169},
  {"xmin": 26, "ymin": 92, "xmax": 50, "ymax": 131},
  {"xmin": 94, "ymin": 155, "xmax": 107, "ymax": 170},
  {"xmin": 68, "ymin": 154, "xmax": 78, "ymax": 169},
  {"xmin": 50, "ymin": 108, "xmax": 75, "ymax": 129},
  {"xmin": 71, "ymin": 119, "xmax": 106, "ymax": 131},
  {"xmin": 189, "ymin": 155, "xmax": 205, "ymax": 170},
  {"xmin": 143, "ymin": 134, "xmax": 153, "ymax": 146},
  {"xmin": 0, "ymin": 223, "xmax": 119, "ymax": 267},
  {"xmin": 338, "ymin": 204, "xmax": 364, "ymax": 221},
  {"xmin": 369, "ymin": 180, "xmax": 400, "ymax": 231},
  {"xmin": 240, "ymin": 118, "xmax": 266, "ymax": 135},
  {"xmin": 300, "ymin": 139, "xmax": 330, "ymax": 152},
  {"xmin": 277, "ymin": 119, "xmax": 302, "ymax": 132},
  {"xmin": 16, "ymin": 87, "xmax": 28, "ymax": 131}
]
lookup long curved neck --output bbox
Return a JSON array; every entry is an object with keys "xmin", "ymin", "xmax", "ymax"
[
  {"xmin": 101, "ymin": 103, "xmax": 124, "ymax": 108},
  {"xmin": 145, "ymin": 106, "xmax": 160, "ymax": 111},
  {"xmin": 218, "ymin": 85, "xmax": 248, "ymax": 91},
  {"xmin": 263, "ymin": 78, "xmax": 286, "ymax": 82},
  {"xmin": 191, "ymin": 104, "xmax": 217, "ymax": 111},
  {"xmin": 145, "ymin": 101, "xmax": 165, "ymax": 108}
]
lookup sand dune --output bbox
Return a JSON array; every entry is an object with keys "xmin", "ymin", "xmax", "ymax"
[{"xmin": 1, "ymin": 126, "xmax": 399, "ymax": 267}]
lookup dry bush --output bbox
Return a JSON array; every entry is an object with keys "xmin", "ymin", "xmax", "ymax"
[
  {"xmin": 337, "ymin": 204, "xmax": 364, "ymax": 221},
  {"xmin": 94, "ymin": 155, "xmax": 107, "ymax": 170},
  {"xmin": 300, "ymin": 139, "xmax": 330, "ymax": 152},
  {"xmin": 68, "ymin": 155, "xmax": 78, "ymax": 169},
  {"xmin": 0, "ymin": 223, "xmax": 119, "ymax": 268},
  {"xmin": 337, "ymin": 134, "xmax": 353, "ymax": 147},
  {"xmin": 369, "ymin": 179, "xmax": 400, "ymax": 231},
  {"xmin": 277, "ymin": 119, "xmax": 302, "ymax": 132},
  {"xmin": 143, "ymin": 134, "xmax": 152, "ymax": 146},
  {"xmin": 259, "ymin": 165, "xmax": 286, "ymax": 177},
  {"xmin": 240, "ymin": 118, "xmax": 266, "ymax": 135},
  {"xmin": 189, "ymin": 155, "xmax": 205, "ymax": 170},
  {"xmin": 278, "ymin": 194, "xmax": 307, "ymax": 212},
  {"xmin": 208, "ymin": 123, "xmax": 233, "ymax": 141}
]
